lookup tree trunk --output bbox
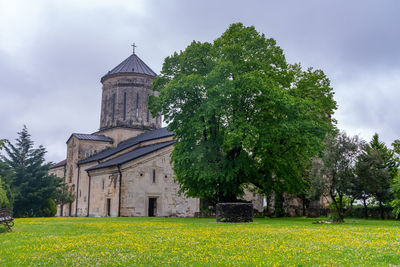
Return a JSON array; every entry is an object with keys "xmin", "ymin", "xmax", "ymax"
[
  {"xmin": 337, "ymin": 195, "xmax": 345, "ymax": 222},
  {"xmin": 379, "ymin": 201, "xmax": 385, "ymax": 220},
  {"xmin": 301, "ymin": 195, "xmax": 306, "ymax": 217},
  {"xmin": 347, "ymin": 198, "xmax": 354, "ymax": 216},
  {"xmin": 362, "ymin": 198, "xmax": 368, "ymax": 219},
  {"xmin": 274, "ymin": 192, "xmax": 285, "ymax": 217},
  {"xmin": 331, "ymin": 194, "xmax": 344, "ymax": 223},
  {"xmin": 265, "ymin": 195, "xmax": 271, "ymax": 217}
]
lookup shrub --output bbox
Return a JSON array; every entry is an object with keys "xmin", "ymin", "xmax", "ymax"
[
  {"xmin": 38, "ymin": 199, "xmax": 57, "ymax": 217},
  {"xmin": 348, "ymin": 205, "xmax": 394, "ymax": 219}
]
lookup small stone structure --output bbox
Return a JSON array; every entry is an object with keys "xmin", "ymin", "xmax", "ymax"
[{"xmin": 216, "ymin": 203, "xmax": 254, "ymax": 223}]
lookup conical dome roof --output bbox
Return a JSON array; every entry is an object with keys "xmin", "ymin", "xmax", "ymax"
[{"xmin": 101, "ymin": 52, "xmax": 157, "ymax": 82}]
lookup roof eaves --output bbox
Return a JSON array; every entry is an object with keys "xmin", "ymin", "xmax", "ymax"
[
  {"xmin": 85, "ymin": 141, "xmax": 174, "ymax": 172},
  {"xmin": 50, "ymin": 159, "xmax": 67, "ymax": 169},
  {"xmin": 78, "ymin": 128, "xmax": 173, "ymax": 165}
]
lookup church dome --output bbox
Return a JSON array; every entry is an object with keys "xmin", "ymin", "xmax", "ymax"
[{"xmin": 101, "ymin": 52, "xmax": 157, "ymax": 83}]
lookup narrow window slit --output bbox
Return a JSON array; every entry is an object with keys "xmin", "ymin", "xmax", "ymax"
[{"xmin": 123, "ymin": 92, "xmax": 127, "ymax": 120}]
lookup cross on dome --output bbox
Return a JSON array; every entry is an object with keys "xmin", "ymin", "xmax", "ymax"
[{"xmin": 131, "ymin": 43, "xmax": 137, "ymax": 54}]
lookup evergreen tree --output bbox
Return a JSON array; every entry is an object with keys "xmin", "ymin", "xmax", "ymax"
[
  {"xmin": 0, "ymin": 126, "xmax": 62, "ymax": 217},
  {"xmin": 357, "ymin": 134, "xmax": 398, "ymax": 219}
]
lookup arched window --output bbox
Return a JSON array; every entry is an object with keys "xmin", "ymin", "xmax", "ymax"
[
  {"xmin": 123, "ymin": 92, "xmax": 127, "ymax": 120},
  {"xmin": 112, "ymin": 93, "xmax": 116, "ymax": 121},
  {"xmin": 136, "ymin": 92, "xmax": 139, "ymax": 120}
]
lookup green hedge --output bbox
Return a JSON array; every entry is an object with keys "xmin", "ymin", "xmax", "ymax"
[{"xmin": 348, "ymin": 205, "xmax": 394, "ymax": 219}]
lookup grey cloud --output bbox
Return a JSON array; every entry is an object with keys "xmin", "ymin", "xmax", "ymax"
[{"xmin": 1, "ymin": 0, "xmax": 400, "ymax": 163}]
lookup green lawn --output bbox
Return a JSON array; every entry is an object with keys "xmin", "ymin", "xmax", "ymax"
[{"xmin": 0, "ymin": 217, "xmax": 399, "ymax": 266}]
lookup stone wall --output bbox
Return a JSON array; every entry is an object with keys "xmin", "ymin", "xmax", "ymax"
[
  {"xmin": 48, "ymin": 165, "xmax": 65, "ymax": 180},
  {"xmin": 58, "ymin": 136, "xmax": 113, "ymax": 217},
  {"xmin": 87, "ymin": 145, "xmax": 199, "ymax": 217},
  {"xmin": 73, "ymin": 134, "xmax": 174, "ymax": 217},
  {"xmin": 100, "ymin": 74, "xmax": 161, "ymax": 131},
  {"xmin": 242, "ymin": 187, "xmax": 264, "ymax": 212},
  {"xmin": 75, "ymin": 161, "xmax": 98, "ymax": 216},
  {"xmin": 94, "ymin": 127, "xmax": 145, "ymax": 145},
  {"xmin": 49, "ymin": 165, "xmax": 66, "ymax": 216},
  {"xmin": 86, "ymin": 169, "xmax": 120, "ymax": 217}
]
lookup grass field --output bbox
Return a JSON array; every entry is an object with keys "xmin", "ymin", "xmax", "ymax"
[{"xmin": 0, "ymin": 217, "xmax": 399, "ymax": 266}]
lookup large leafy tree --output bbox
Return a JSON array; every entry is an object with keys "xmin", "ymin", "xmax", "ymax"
[
  {"xmin": 149, "ymin": 23, "xmax": 336, "ymax": 203},
  {"xmin": 0, "ymin": 126, "xmax": 62, "ymax": 217},
  {"xmin": 309, "ymin": 132, "xmax": 362, "ymax": 222}
]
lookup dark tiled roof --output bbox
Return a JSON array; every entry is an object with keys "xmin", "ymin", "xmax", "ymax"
[
  {"xmin": 86, "ymin": 141, "xmax": 174, "ymax": 171},
  {"xmin": 67, "ymin": 133, "xmax": 113, "ymax": 143},
  {"xmin": 101, "ymin": 53, "xmax": 157, "ymax": 82},
  {"xmin": 50, "ymin": 159, "xmax": 66, "ymax": 169},
  {"xmin": 79, "ymin": 127, "xmax": 173, "ymax": 165}
]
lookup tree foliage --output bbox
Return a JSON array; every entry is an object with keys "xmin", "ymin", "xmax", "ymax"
[
  {"xmin": 353, "ymin": 156, "xmax": 373, "ymax": 218},
  {"xmin": 356, "ymin": 134, "xmax": 398, "ymax": 219},
  {"xmin": 309, "ymin": 132, "xmax": 362, "ymax": 222},
  {"xmin": 390, "ymin": 139, "xmax": 400, "ymax": 218},
  {"xmin": 37, "ymin": 198, "xmax": 58, "ymax": 217},
  {"xmin": 0, "ymin": 126, "xmax": 62, "ymax": 217},
  {"xmin": 53, "ymin": 180, "xmax": 75, "ymax": 207},
  {"xmin": 0, "ymin": 137, "xmax": 8, "ymax": 207},
  {"xmin": 149, "ymin": 23, "xmax": 336, "ymax": 202},
  {"xmin": 0, "ymin": 178, "xmax": 8, "ymax": 207},
  {"xmin": 391, "ymin": 178, "xmax": 400, "ymax": 218}
]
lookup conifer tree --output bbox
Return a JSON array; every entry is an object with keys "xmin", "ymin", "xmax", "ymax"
[
  {"xmin": 0, "ymin": 126, "xmax": 62, "ymax": 217},
  {"xmin": 357, "ymin": 134, "xmax": 398, "ymax": 219}
]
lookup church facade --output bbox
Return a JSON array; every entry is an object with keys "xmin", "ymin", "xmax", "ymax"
[{"xmin": 49, "ymin": 49, "xmax": 264, "ymax": 217}]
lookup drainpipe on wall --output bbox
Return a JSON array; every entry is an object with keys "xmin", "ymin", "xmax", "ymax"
[
  {"xmin": 61, "ymin": 164, "xmax": 67, "ymax": 217},
  {"xmin": 87, "ymin": 172, "xmax": 91, "ymax": 217},
  {"xmin": 75, "ymin": 165, "xmax": 80, "ymax": 217},
  {"xmin": 117, "ymin": 165, "xmax": 122, "ymax": 217}
]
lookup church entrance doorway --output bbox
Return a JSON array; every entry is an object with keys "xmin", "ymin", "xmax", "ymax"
[
  {"xmin": 148, "ymin": 197, "xmax": 157, "ymax": 217},
  {"xmin": 106, "ymin": 199, "xmax": 111, "ymax": 216}
]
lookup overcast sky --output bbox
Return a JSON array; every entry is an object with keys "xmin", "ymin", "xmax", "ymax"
[{"xmin": 1, "ymin": 0, "xmax": 399, "ymax": 162}]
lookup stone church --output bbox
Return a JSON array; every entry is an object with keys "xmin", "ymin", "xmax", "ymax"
[{"xmin": 49, "ymin": 48, "xmax": 264, "ymax": 217}]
